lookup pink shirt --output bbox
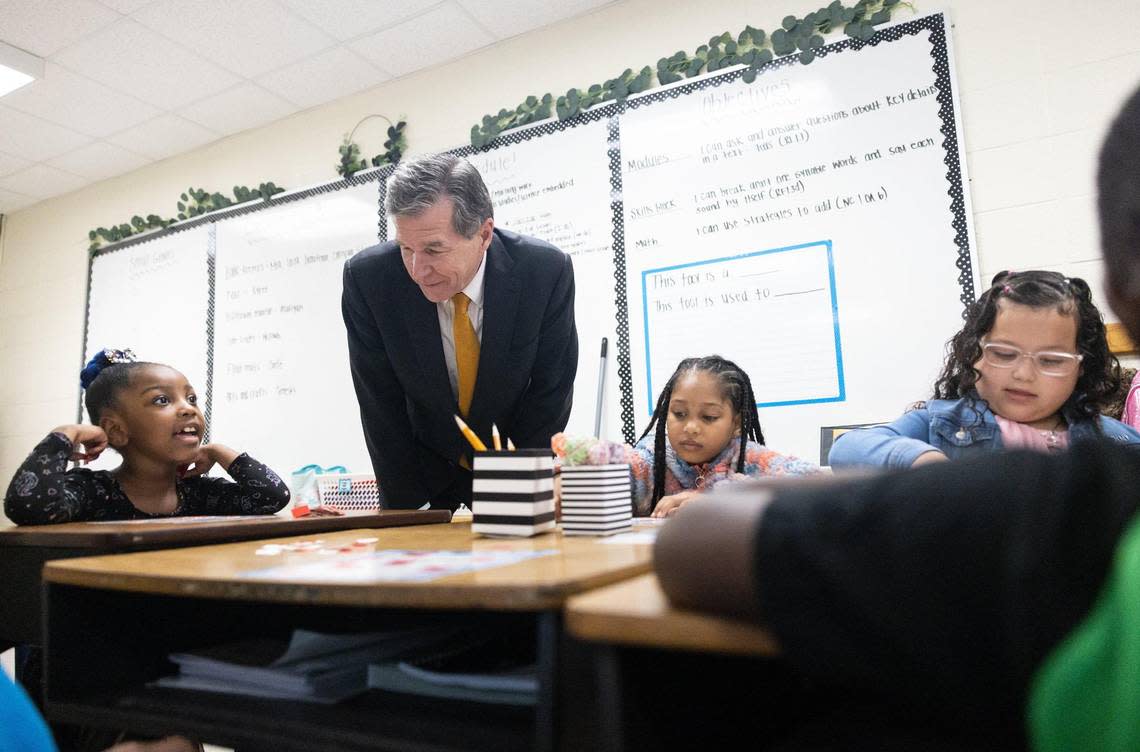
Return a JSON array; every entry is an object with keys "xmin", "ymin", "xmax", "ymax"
[{"xmin": 995, "ymin": 415, "xmax": 1070, "ymax": 453}]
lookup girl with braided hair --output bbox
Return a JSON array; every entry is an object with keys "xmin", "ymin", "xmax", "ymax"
[
  {"xmin": 830, "ymin": 270, "xmax": 1140, "ymax": 470},
  {"xmin": 628, "ymin": 355, "xmax": 819, "ymax": 517}
]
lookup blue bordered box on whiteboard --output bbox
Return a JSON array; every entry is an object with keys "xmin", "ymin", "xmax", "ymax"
[{"xmin": 640, "ymin": 239, "xmax": 846, "ymax": 414}]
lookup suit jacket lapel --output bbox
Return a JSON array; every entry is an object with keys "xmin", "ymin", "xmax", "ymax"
[
  {"xmin": 402, "ymin": 279, "xmax": 454, "ymax": 411},
  {"xmin": 469, "ymin": 235, "xmax": 519, "ymax": 429}
]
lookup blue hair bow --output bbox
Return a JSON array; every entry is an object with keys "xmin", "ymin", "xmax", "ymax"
[{"xmin": 80, "ymin": 348, "xmax": 137, "ymax": 389}]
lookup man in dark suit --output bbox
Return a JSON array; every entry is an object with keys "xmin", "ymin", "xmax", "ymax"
[{"xmin": 342, "ymin": 154, "xmax": 578, "ymax": 510}]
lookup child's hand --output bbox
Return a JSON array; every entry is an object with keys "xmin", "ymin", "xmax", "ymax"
[
  {"xmin": 178, "ymin": 443, "xmax": 240, "ymax": 478},
  {"xmin": 53, "ymin": 424, "xmax": 108, "ymax": 463},
  {"xmin": 652, "ymin": 490, "xmax": 701, "ymax": 518}
]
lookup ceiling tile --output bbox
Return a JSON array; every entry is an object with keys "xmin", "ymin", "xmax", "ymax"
[
  {"xmin": 2, "ymin": 63, "xmax": 161, "ymax": 139},
  {"xmin": 276, "ymin": 0, "xmax": 440, "ymax": 42},
  {"xmin": 96, "ymin": 0, "xmax": 154, "ymax": 12},
  {"xmin": 348, "ymin": 2, "xmax": 495, "ymax": 78},
  {"xmin": 0, "ymin": 151, "xmax": 32, "ymax": 178},
  {"xmin": 0, "ymin": 188, "xmax": 36, "ymax": 214},
  {"xmin": 54, "ymin": 18, "xmax": 241, "ymax": 110},
  {"xmin": 177, "ymin": 83, "xmax": 297, "ymax": 134},
  {"xmin": 106, "ymin": 114, "xmax": 218, "ymax": 160},
  {"xmin": 456, "ymin": 0, "xmax": 612, "ymax": 39},
  {"xmin": 0, "ymin": 0, "xmax": 120, "ymax": 56},
  {"xmin": 48, "ymin": 141, "xmax": 151, "ymax": 181},
  {"xmin": 132, "ymin": 0, "xmax": 336, "ymax": 77},
  {"xmin": 0, "ymin": 164, "xmax": 87, "ymax": 200},
  {"xmin": 0, "ymin": 106, "xmax": 93, "ymax": 162},
  {"xmin": 256, "ymin": 45, "xmax": 390, "ymax": 109}
]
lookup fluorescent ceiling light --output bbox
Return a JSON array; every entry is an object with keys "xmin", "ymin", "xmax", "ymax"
[{"xmin": 0, "ymin": 40, "xmax": 44, "ymax": 98}]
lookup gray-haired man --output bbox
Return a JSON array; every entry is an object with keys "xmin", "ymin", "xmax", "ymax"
[{"xmin": 342, "ymin": 154, "xmax": 579, "ymax": 510}]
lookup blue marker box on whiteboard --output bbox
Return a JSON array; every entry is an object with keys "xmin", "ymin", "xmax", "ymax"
[
  {"xmin": 471, "ymin": 450, "xmax": 556, "ymax": 537},
  {"xmin": 559, "ymin": 464, "xmax": 632, "ymax": 536}
]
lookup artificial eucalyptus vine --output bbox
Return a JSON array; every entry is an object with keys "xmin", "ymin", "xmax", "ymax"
[
  {"xmin": 85, "ymin": 116, "xmax": 411, "ymax": 251},
  {"xmin": 86, "ymin": 183, "xmax": 287, "ymax": 251},
  {"xmin": 88, "ymin": 215, "xmax": 172, "ymax": 251},
  {"xmin": 337, "ymin": 115, "xmax": 408, "ymax": 178},
  {"xmin": 470, "ymin": 0, "xmax": 909, "ymax": 148},
  {"xmin": 176, "ymin": 183, "xmax": 284, "ymax": 221}
]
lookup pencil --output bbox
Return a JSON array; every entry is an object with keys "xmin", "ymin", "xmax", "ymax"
[
  {"xmin": 506, "ymin": 437, "xmax": 516, "ymax": 451},
  {"xmin": 491, "ymin": 423, "xmax": 502, "ymax": 451},
  {"xmin": 454, "ymin": 415, "xmax": 488, "ymax": 452}
]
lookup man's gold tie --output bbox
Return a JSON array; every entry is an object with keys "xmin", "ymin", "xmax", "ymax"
[{"xmin": 452, "ymin": 292, "xmax": 479, "ymax": 417}]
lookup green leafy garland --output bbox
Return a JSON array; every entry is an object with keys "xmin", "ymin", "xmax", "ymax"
[
  {"xmin": 176, "ymin": 183, "xmax": 283, "ymax": 220},
  {"xmin": 337, "ymin": 115, "xmax": 408, "ymax": 178},
  {"xmin": 87, "ymin": 215, "xmax": 173, "ymax": 250},
  {"xmin": 87, "ymin": 183, "xmax": 286, "ymax": 251},
  {"xmin": 87, "ymin": 114, "xmax": 408, "ymax": 252},
  {"xmin": 470, "ymin": 0, "xmax": 908, "ymax": 148}
]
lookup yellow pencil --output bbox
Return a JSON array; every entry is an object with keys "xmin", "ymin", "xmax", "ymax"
[
  {"xmin": 454, "ymin": 415, "xmax": 488, "ymax": 452},
  {"xmin": 506, "ymin": 437, "xmax": 516, "ymax": 451},
  {"xmin": 491, "ymin": 423, "xmax": 502, "ymax": 451}
]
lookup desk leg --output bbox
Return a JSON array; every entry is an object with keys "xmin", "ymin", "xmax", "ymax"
[
  {"xmin": 535, "ymin": 612, "xmax": 559, "ymax": 752},
  {"xmin": 544, "ymin": 618, "xmax": 608, "ymax": 752},
  {"xmin": 592, "ymin": 645, "xmax": 625, "ymax": 752}
]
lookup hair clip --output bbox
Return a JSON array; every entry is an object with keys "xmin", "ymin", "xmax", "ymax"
[
  {"xmin": 1001, "ymin": 284, "xmax": 1012, "ymax": 293},
  {"xmin": 80, "ymin": 347, "xmax": 137, "ymax": 389},
  {"xmin": 103, "ymin": 348, "xmax": 136, "ymax": 364}
]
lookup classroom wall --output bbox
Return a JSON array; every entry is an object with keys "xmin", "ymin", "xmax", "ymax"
[{"xmin": 2, "ymin": 0, "xmax": 1140, "ymax": 522}]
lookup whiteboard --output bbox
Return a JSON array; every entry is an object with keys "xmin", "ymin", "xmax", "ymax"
[
  {"xmin": 210, "ymin": 182, "xmax": 380, "ymax": 476},
  {"xmin": 619, "ymin": 15, "xmax": 977, "ymax": 460},
  {"xmin": 465, "ymin": 119, "xmax": 622, "ymax": 439},
  {"xmin": 82, "ymin": 225, "xmax": 212, "ymax": 470}
]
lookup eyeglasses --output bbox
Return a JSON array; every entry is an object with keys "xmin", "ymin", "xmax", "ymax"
[{"xmin": 980, "ymin": 342, "xmax": 1083, "ymax": 377}]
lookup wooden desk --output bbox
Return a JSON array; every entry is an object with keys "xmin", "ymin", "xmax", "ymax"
[
  {"xmin": 41, "ymin": 523, "xmax": 653, "ymax": 752},
  {"xmin": 565, "ymin": 573, "xmax": 779, "ymax": 656},
  {"xmin": 0, "ymin": 510, "xmax": 449, "ymax": 647},
  {"xmin": 563, "ymin": 573, "xmax": 797, "ymax": 752}
]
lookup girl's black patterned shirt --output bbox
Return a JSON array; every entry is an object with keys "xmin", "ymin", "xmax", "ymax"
[{"xmin": 4, "ymin": 433, "xmax": 290, "ymax": 525}]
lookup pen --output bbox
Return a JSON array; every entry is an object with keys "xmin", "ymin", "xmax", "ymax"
[
  {"xmin": 454, "ymin": 415, "xmax": 488, "ymax": 452},
  {"xmin": 492, "ymin": 423, "xmax": 502, "ymax": 451}
]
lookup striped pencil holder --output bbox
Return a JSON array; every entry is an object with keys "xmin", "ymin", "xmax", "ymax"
[
  {"xmin": 471, "ymin": 449, "xmax": 556, "ymax": 537},
  {"xmin": 559, "ymin": 464, "xmax": 632, "ymax": 536}
]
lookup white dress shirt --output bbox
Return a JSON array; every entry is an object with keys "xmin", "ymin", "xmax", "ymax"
[{"xmin": 437, "ymin": 250, "xmax": 487, "ymax": 402}]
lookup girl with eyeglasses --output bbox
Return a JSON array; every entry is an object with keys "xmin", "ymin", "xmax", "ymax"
[{"xmin": 830, "ymin": 270, "xmax": 1140, "ymax": 469}]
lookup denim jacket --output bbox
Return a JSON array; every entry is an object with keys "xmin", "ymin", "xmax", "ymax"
[{"xmin": 829, "ymin": 396, "xmax": 1140, "ymax": 470}]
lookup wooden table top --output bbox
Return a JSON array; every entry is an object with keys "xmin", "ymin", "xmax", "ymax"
[
  {"xmin": 43, "ymin": 523, "xmax": 653, "ymax": 611},
  {"xmin": 565, "ymin": 573, "xmax": 780, "ymax": 656},
  {"xmin": 0, "ymin": 510, "xmax": 449, "ymax": 548}
]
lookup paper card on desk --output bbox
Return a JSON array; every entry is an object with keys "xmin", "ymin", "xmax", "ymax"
[
  {"xmin": 598, "ymin": 529, "xmax": 659, "ymax": 545},
  {"xmin": 592, "ymin": 517, "xmax": 664, "ymax": 544},
  {"xmin": 242, "ymin": 549, "xmax": 558, "ymax": 583}
]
